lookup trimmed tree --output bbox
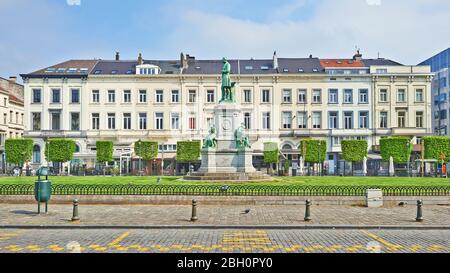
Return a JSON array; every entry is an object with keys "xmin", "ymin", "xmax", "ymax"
[
  {"xmin": 5, "ymin": 139, "xmax": 33, "ymax": 175},
  {"xmin": 96, "ymin": 141, "xmax": 113, "ymax": 175},
  {"xmin": 300, "ymin": 139, "xmax": 327, "ymax": 176},
  {"xmin": 176, "ymin": 141, "xmax": 201, "ymax": 174},
  {"xmin": 134, "ymin": 141, "xmax": 158, "ymax": 174},
  {"xmin": 423, "ymin": 136, "xmax": 450, "ymax": 161},
  {"xmin": 380, "ymin": 137, "xmax": 412, "ymax": 163},
  {"xmin": 341, "ymin": 140, "xmax": 368, "ymax": 175},
  {"xmin": 45, "ymin": 139, "xmax": 76, "ymax": 174},
  {"xmin": 263, "ymin": 142, "xmax": 279, "ymax": 174},
  {"xmin": 299, "ymin": 139, "xmax": 327, "ymax": 163}
]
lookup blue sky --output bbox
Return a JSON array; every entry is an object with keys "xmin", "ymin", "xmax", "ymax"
[{"xmin": 0, "ymin": 0, "xmax": 449, "ymax": 80}]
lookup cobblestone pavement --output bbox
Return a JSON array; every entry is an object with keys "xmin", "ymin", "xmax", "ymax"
[
  {"xmin": 0, "ymin": 228, "xmax": 448, "ymax": 253},
  {"xmin": 0, "ymin": 204, "xmax": 449, "ymax": 226}
]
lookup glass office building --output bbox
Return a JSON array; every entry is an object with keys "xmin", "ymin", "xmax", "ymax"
[{"xmin": 420, "ymin": 48, "xmax": 450, "ymax": 135}]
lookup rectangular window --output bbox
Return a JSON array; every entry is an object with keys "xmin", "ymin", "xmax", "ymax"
[
  {"xmin": 171, "ymin": 113, "xmax": 180, "ymax": 130},
  {"xmin": 415, "ymin": 89, "xmax": 424, "ymax": 102},
  {"xmin": 262, "ymin": 89, "xmax": 270, "ymax": 103},
  {"xmin": 155, "ymin": 90, "xmax": 164, "ymax": 103},
  {"xmin": 70, "ymin": 112, "xmax": 80, "ymax": 131},
  {"xmin": 139, "ymin": 113, "xmax": 147, "ymax": 130},
  {"xmin": 262, "ymin": 112, "xmax": 271, "ymax": 129},
  {"xmin": 139, "ymin": 90, "xmax": 147, "ymax": 103},
  {"xmin": 108, "ymin": 113, "xmax": 116, "ymax": 129},
  {"xmin": 188, "ymin": 90, "xmax": 196, "ymax": 103},
  {"xmin": 397, "ymin": 89, "xmax": 406, "ymax": 102},
  {"xmin": 52, "ymin": 89, "xmax": 61, "ymax": 103},
  {"xmin": 51, "ymin": 112, "xmax": 61, "ymax": 130},
  {"xmin": 155, "ymin": 113, "xmax": 163, "ymax": 130},
  {"xmin": 312, "ymin": 89, "xmax": 321, "ymax": 103},
  {"xmin": 312, "ymin": 112, "xmax": 322, "ymax": 129},
  {"xmin": 92, "ymin": 90, "xmax": 100, "ymax": 103},
  {"xmin": 297, "ymin": 112, "xmax": 307, "ymax": 129},
  {"xmin": 244, "ymin": 89, "xmax": 252, "ymax": 103},
  {"xmin": 171, "ymin": 90, "xmax": 179, "ymax": 103},
  {"xmin": 359, "ymin": 112, "xmax": 368, "ymax": 129},
  {"xmin": 71, "ymin": 89, "xmax": 80, "ymax": 104},
  {"xmin": 380, "ymin": 112, "xmax": 388, "ymax": 128},
  {"xmin": 92, "ymin": 113, "xmax": 100, "ymax": 130},
  {"xmin": 398, "ymin": 112, "xmax": 406, "ymax": 128},
  {"xmin": 416, "ymin": 111, "xmax": 424, "ymax": 128},
  {"xmin": 359, "ymin": 89, "xmax": 368, "ymax": 104},
  {"xmin": 32, "ymin": 112, "xmax": 41, "ymax": 131},
  {"xmin": 298, "ymin": 89, "xmax": 307, "ymax": 103},
  {"xmin": 329, "ymin": 112, "xmax": 338, "ymax": 129},
  {"xmin": 344, "ymin": 112, "xmax": 353, "ymax": 129},
  {"xmin": 282, "ymin": 112, "xmax": 292, "ymax": 129},
  {"xmin": 244, "ymin": 112, "xmax": 251, "ymax": 129},
  {"xmin": 189, "ymin": 117, "xmax": 196, "ymax": 130},
  {"xmin": 379, "ymin": 89, "xmax": 388, "ymax": 102},
  {"xmin": 32, "ymin": 89, "xmax": 41, "ymax": 103},
  {"xmin": 123, "ymin": 90, "xmax": 131, "ymax": 103},
  {"xmin": 123, "ymin": 113, "xmax": 132, "ymax": 130},
  {"xmin": 108, "ymin": 90, "xmax": 115, "ymax": 103},
  {"xmin": 207, "ymin": 90, "xmax": 215, "ymax": 103},
  {"xmin": 282, "ymin": 89, "xmax": 292, "ymax": 103},
  {"xmin": 328, "ymin": 89, "xmax": 338, "ymax": 104},
  {"xmin": 344, "ymin": 89, "xmax": 353, "ymax": 103}
]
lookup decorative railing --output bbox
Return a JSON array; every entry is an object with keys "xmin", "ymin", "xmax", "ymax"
[{"xmin": 0, "ymin": 184, "xmax": 449, "ymax": 196}]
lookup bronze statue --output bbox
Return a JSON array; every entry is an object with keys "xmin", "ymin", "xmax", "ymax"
[
  {"xmin": 220, "ymin": 58, "xmax": 235, "ymax": 103},
  {"xmin": 234, "ymin": 123, "xmax": 251, "ymax": 149},
  {"xmin": 203, "ymin": 126, "xmax": 217, "ymax": 149}
]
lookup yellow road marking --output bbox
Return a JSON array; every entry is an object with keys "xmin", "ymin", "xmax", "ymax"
[
  {"xmin": 108, "ymin": 231, "xmax": 130, "ymax": 246},
  {"xmin": 360, "ymin": 230, "xmax": 404, "ymax": 252}
]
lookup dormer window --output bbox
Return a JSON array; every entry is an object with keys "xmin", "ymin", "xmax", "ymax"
[
  {"xmin": 94, "ymin": 70, "xmax": 102, "ymax": 74},
  {"xmin": 68, "ymin": 68, "xmax": 77, "ymax": 73},
  {"xmin": 111, "ymin": 70, "xmax": 118, "ymax": 74},
  {"xmin": 80, "ymin": 68, "xmax": 88, "ymax": 73},
  {"xmin": 261, "ymin": 66, "xmax": 269, "ymax": 70},
  {"xmin": 298, "ymin": 68, "xmax": 304, "ymax": 73},
  {"xmin": 57, "ymin": 68, "xmax": 66, "ymax": 73},
  {"xmin": 283, "ymin": 68, "xmax": 289, "ymax": 72},
  {"xmin": 45, "ymin": 68, "xmax": 56, "ymax": 73},
  {"xmin": 312, "ymin": 68, "xmax": 319, "ymax": 72},
  {"xmin": 136, "ymin": 64, "xmax": 161, "ymax": 75},
  {"xmin": 245, "ymin": 66, "xmax": 253, "ymax": 70}
]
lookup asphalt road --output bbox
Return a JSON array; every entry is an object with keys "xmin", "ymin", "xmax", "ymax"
[{"xmin": 0, "ymin": 228, "xmax": 448, "ymax": 253}]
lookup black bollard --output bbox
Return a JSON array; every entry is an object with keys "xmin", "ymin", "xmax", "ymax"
[
  {"xmin": 304, "ymin": 199, "xmax": 312, "ymax": 221},
  {"xmin": 416, "ymin": 200, "xmax": 423, "ymax": 222},
  {"xmin": 191, "ymin": 199, "xmax": 198, "ymax": 222},
  {"xmin": 71, "ymin": 199, "xmax": 80, "ymax": 222}
]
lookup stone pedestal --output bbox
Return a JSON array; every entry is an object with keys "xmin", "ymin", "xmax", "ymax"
[{"xmin": 185, "ymin": 103, "xmax": 266, "ymax": 181}]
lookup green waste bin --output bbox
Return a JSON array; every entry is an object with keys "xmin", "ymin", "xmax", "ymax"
[{"xmin": 34, "ymin": 167, "xmax": 52, "ymax": 214}]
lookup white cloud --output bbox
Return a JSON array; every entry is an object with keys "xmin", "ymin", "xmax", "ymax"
[
  {"xmin": 67, "ymin": 0, "xmax": 81, "ymax": 6},
  {"xmin": 165, "ymin": 0, "xmax": 450, "ymax": 64}
]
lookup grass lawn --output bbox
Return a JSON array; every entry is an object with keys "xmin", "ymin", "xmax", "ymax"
[{"xmin": 0, "ymin": 175, "xmax": 448, "ymax": 186}]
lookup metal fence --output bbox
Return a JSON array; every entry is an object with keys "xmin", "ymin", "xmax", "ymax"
[{"xmin": 0, "ymin": 184, "xmax": 449, "ymax": 196}]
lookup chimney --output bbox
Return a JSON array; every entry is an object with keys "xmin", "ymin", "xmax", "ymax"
[
  {"xmin": 273, "ymin": 51, "xmax": 278, "ymax": 70},
  {"xmin": 137, "ymin": 53, "xmax": 143, "ymax": 65},
  {"xmin": 9, "ymin": 76, "xmax": 17, "ymax": 83},
  {"xmin": 353, "ymin": 49, "xmax": 363, "ymax": 60},
  {"xmin": 115, "ymin": 52, "xmax": 120, "ymax": 61},
  {"xmin": 309, "ymin": 54, "xmax": 313, "ymax": 58},
  {"xmin": 180, "ymin": 52, "xmax": 188, "ymax": 69}
]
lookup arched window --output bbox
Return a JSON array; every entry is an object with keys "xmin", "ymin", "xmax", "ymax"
[
  {"xmin": 32, "ymin": 145, "xmax": 41, "ymax": 163},
  {"xmin": 282, "ymin": 144, "xmax": 293, "ymax": 150},
  {"xmin": 75, "ymin": 144, "xmax": 80, "ymax": 153}
]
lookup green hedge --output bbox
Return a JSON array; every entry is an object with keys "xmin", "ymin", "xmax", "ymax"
[
  {"xmin": 423, "ymin": 136, "xmax": 450, "ymax": 161},
  {"xmin": 300, "ymin": 139, "xmax": 327, "ymax": 163},
  {"xmin": 5, "ymin": 139, "xmax": 33, "ymax": 164},
  {"xmin": 96, "ymin": 141, "xmax": 113, "ymax": 163},
  {"xmin": 176, "ymin": 141, "xmax": 201, "ymax": 162},
  {"xmin": 341, "ymin": 140, "xmax": 368, "ymax": 162},
  {"xmin": 263, "ymin": 142, "xmax": 279, "ymax": 164},
  {"xmin": 134, "ymin": 141, "xmax": 158, "ymax": 160},
  {"xmin": 380, "ymin": 137, "xmax": 412, "ymax": 163},
  {"xmin": 45, "ymin": 139, "xmax": 76, "ymax": 163}
]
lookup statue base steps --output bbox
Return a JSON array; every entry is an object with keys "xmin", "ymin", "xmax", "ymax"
[{"xmin": 184, "ymin": 171, "xmax": 271, "ymax": 181}]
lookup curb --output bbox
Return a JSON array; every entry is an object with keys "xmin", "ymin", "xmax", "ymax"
[{"xmin": 0, "ymin": 225, "xmax": 449, "ymax": 230}]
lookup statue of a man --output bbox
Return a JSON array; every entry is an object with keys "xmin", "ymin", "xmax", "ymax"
[
  {"xmin": 234, "ymin": 123, "xmax": 251, "ymax": 149},
  {"xmin": 202, "ymin": 126, "xmax": 217, "ymax": 149},
  {"xmin": 220, "ymin": 58, "xmax": 234, "ymax": 102}
]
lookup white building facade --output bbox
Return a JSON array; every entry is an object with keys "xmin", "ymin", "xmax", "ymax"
[{"xmin": 21, "ymin": 52, "xmax": 432, "ymax": 175}]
